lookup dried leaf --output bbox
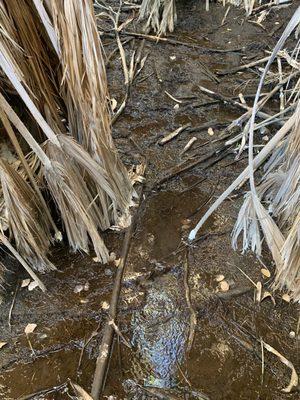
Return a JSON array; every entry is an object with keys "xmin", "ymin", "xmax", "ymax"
[
  {"xmin": 261, "ymin": 291, "xmax": 276, "ymax": 305},
  {"xmin": 21, "ymin": 279, "xmax": 30, "ymax": 288},
  {"xmin": 263, "ymin": 340, "xmax": 298, "ymax": 392},
  {"xmin": 219, "ymin": 281, "xmax": 229, "ymax": 292},
  {"xmin": 215, "ymin": 274, "xmax": 225, "ymax": 282},
  {"xmin": 28, "ymin": 281, "xmax": 39, "ymax": 291},
  {"xmin": 24, "ymin": 323, "xmax": 37, "ymax": 334},
  {"xmin": 70, "ymin": 382, "xmax": 93, "ymax": 400},
  {"xmin": 261, "ymin": 268, "xmax": 271, "ymax": 278},
  {"xmin": 282, "ymin": 293, "xmax": 291, "ymax": 303},
  {"xmin": 0, "ymin": 342, "xmax": 7, "ymax": 349}
]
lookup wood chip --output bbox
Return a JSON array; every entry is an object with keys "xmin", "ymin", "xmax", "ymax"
[
  {"xmin": 25, "ymin": 323, "xmax": 37, "ymax": 334},
  {"xmin": 261, "ymin": 268, "xmax": 271, "ymax": 278},
  {"xmin": 256, "ymin": 281, "xmax": 262, "ymax": 302},
  {"xmin": 181, "ymin": 137, "xmax": 197, "ymax": 155}
]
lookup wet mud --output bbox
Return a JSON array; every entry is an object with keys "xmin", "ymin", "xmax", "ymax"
[{"xmin": 0, "ymin": 1, "xmax": 300, "ymax": 399}]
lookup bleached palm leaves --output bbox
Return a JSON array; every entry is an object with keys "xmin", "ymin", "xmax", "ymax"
[
  {"xmin": 0, "ymin": 0, "xmax": 133, "ymax": 273},
  {"xmin": 190, "ymin": 5, "xmax": 300, "ymax": 301},
  {"xmin": 139, "ymin": 0, "xmax": 176, "ymax": 34}
]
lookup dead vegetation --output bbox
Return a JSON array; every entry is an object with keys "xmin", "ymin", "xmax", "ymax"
[
  {"xmin": 0, "ymin": 0, "xmax": 133, "ymax": 280},
  {"xmin": 1, "ymin": 1, "xmax": 300, "ymax": 400}
]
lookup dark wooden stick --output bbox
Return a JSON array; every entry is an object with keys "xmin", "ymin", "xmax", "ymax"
[
  {"xmin": 103, "ymin": 30, "xmax": 243, "ymax": 54},
  {"xmin": 91, "ymin": 187, "xmax": 143, "ymax": 399}
]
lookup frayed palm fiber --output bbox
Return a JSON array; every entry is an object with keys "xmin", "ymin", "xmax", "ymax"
[
  {"xmin": 0, "ymin": 0, "xmax": 133, "ymax": 271},
  {"xmin": 139, "ymin": 0, "xmax": 176, "ymax": 34}
]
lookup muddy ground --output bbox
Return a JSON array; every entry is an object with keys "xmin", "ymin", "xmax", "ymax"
[{"xmin": 0, "ymin": 1, "xmax": 300, "ymax": 399}]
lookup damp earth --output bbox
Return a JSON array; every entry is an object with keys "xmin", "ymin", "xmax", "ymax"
[{"xmin": 0, "ymin": 1, "xmax": 300, "ymax": 400}]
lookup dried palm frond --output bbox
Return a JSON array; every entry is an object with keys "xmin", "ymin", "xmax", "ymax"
[
  {"xmin": 0, "ymin": 0, "xmax": 133, "ymax": 271},
  {"xmin": 190, "ymin": 5, "xmax": 300, "ymax": 300},
  {"xmin": 49, "ymin": 0, "xmax": 132, "ymax": 224},
  {"xmin": 139, "ymin": 0, "xmax": 176, "ymax": 35},
  {"xmin": 0, "ymin": 93, "xmax": 111, "ymax": 263},
  {"xmin": 0, "ymin": 159, "xmax": 54, "ymax": 272}
]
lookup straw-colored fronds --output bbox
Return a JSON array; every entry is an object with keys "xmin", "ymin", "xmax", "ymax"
[
  {"xmin": 190, "ymin": 5, "xmax": 300, "ymax": 301},
  {"xmin": 0, "ymin": 0, "xmax": 133, "ymax": 274},
  {"xmin": 139, "ymin": 0, "xmax": 176, "ymax": 34}
]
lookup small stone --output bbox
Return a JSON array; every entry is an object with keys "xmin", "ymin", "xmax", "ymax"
[
  {"xmin": 289, "ymin": 331, "xmax": 296, "ymax": 339},
  {"xmin": 84, "ymin": 282, "xmax": 90, "ymax": 291}
]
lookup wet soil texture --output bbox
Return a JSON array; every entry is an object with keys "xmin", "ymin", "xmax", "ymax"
[{"xmin": 0, "ymin": 1, "xmax": 300, "ymax": 400}]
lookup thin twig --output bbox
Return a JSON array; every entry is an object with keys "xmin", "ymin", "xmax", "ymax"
[{"xmin": 8, "ymin": 281, "xmax": 19, "ymax": 330}]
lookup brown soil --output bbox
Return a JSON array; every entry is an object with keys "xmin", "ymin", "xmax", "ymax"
[{"xmin": 0, "ymin": 1, "xmax": 299, "ymax": 399}]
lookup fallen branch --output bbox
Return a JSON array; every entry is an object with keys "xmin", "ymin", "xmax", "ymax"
[{"xmin": 91, "ymin": 185, "xmax": 144, "ymax": 399}]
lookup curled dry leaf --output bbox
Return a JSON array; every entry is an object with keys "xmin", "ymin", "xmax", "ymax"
[
  {"xmin": 262, "ymin": 341, "xmax": 299, "ymax": 393},
  {"xmin": 25, "ymin": 323, "xmax": 37, "ymax": 334},
  {"xmin": 261, "ymin": 268, "xmax": 271, "ymax": 278},
  {"xmin": 261, "ymin": 291, "xmax": 276, "ymax": 305},
  {"xmin": 219, "ymin": 280, "xmax": 229, "ymax": 292},
  {"xmin": 0, "ymin": 342, "xmax": 7, "ymax": 350}
]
